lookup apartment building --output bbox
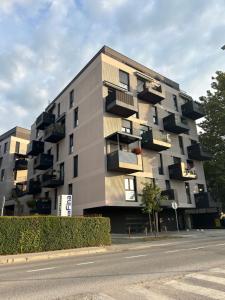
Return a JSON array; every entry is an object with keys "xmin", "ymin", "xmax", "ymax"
[
  {"xmin": 25, "ymin": 46, "xmax": 219, "ymax": 232},
  {"xmin": 0, "ymin": 127, "xmax": 30, "ymax": 215}
]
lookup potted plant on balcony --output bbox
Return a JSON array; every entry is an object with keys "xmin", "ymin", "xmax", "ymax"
[{"xmin": 132, "ymin": 147, "xmax": 142, "ymax": 155}]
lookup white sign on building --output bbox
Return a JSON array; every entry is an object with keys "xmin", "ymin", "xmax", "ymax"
[{"xmin": 57, "ymin": 195, "xmax": 72, "ymax": 217}]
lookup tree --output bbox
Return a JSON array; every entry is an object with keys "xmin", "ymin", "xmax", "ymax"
[
  {"xmin": 141, "ymin": 182, "xmax": 167, "ymax": 236},
  {"xmin": 199, "ymin": 71, "xmax": 225, "ymax": 207}
]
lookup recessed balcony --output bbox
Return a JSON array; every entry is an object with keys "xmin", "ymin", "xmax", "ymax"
[
  {"xmin": 14, "ymin": 158, "xmax": 28, "ymax": 170},
  {"xmin": 194, "ymin": 192, "xmax": 210, "ymax": 209},
  {"xmin": 161, "ymin": 189, "xmax": 175, "ymax": 200},
  {"xmin": 12, "ymin": 182, "xmax": 27, "ymax": 198},
  {"xmin": 181, "ymin": 101, "xmax": 205, "ymax": 120},
  {"xmin": 44, "ymin": 123, "xmax": 65, "ymax": 143},
  {"xmin": 163, "ymin": 114, "xmax": 189, "ymax": 134},
  {"xmin": 168, "ymin": 162, "xmax": 197, "ymax": 181},
  {"xmin": 141, "ymin": 129, "xmax": 171, "ymax": 151},
  {"xmin": 36, "ymin": 112, "xmax": 55, "ymax": 130},
  {"xmin": 34, "ymin": 153, "xmax": 53, "ymax": 170},
  {"xmin": 107, "ymin": 150, "xmax": 143, "ymax": 173},
  {"xmin": 106, "ymin": 88, "xmax": 138, "ymax": 117},
  {"xmin": 41, "ymin": 172, "xmax": 64, "ymax": 188},
  {"xmin": 27, "ymin": 179, "xmax": 41, "ymax": 194},
  {"xmin": 27, "ymin": 140, "xmax": 44, "ymax": 156},
  {"xmin": 138, "ymin": 82, "xmax": 165, "ymax": 104},
  {"xmin": 187, "ymin": 143, "xmax": 212, "ymax": 161}
]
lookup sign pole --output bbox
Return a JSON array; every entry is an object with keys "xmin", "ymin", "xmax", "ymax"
[
  {"xmin": 172, "ymin": 201, "xmax": 179, "ymax": 233},
  {"xmin": 175, "ymin": 208, "xmax": 179, "ymax": 233},
  {"xmin": 1, "ymin": 196, "xmax": 5, "ymax": 217}
]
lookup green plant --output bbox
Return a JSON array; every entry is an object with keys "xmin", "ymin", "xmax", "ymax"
[{"xmin": 0, "ymin": 216, "xmax": 111, "ymax": 255}]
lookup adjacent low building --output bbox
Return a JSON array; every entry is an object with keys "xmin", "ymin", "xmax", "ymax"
[
  {"xmin": 24, "ymin": 46, "xmax": 219, "ymax": 232},
  {"xmin": 0, "ymin": 127, "xmax": 30, "ymax": 215}
]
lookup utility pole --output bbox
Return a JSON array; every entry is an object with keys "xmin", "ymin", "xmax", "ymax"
[{"xmin": 1, "ymin": 196, "xmax": 5, "ymax": 216}]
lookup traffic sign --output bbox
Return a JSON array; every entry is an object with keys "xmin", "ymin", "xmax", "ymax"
[{"xmin": 172, "ymin": 201, "xmax": 178, "ymax": 210}]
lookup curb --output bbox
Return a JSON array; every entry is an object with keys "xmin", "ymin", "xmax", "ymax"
[{"xmin": 0, "ymin": 247, "xmax": 107, "ymax": 265}]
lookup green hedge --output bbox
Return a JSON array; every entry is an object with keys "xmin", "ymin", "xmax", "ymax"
[{"xmin": 0, "ymin": 216, "xmax": 111, "ymax": 255}]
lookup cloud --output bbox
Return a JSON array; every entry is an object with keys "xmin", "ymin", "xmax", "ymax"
[{"xmin": 0, "ymin": 0, "xmax": 225, "ymax": 133}]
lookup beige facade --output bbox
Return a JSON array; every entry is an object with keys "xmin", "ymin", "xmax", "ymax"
[
  {"xmin": 26, "ymin": 46, "xmax": 217, "ymax": 231},
  {"xmin": 0, "ymin": 127, "xmax": 30, "ymax": 215}
]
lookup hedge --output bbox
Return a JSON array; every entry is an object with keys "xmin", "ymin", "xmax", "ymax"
[{"xmin": 0, "ymin": 216, "xmax": 111, "ymax": 255}]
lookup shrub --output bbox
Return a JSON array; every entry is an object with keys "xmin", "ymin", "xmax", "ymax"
[{"xmin": 0, "ymin": 216, "xmax": 111, "ymax": 255}]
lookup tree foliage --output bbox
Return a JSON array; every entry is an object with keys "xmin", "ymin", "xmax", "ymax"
[{"xmin": 199, "ymin": 71, "xmax": 225, "ymax": 206}]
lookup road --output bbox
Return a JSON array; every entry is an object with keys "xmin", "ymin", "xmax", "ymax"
[{"xmin": 0, "ymin": 230, "xmax": 225, "ymax": 299}]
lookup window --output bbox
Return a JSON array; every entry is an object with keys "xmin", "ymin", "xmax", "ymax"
[
  {"xmin": 0, "ymin": 169, "xmax": 4, "ymax": 181},
  {"xmin": 137, "ymin": 78, "xmax": 145, "ymax": 92},
  {"xmin": 56, "ymin": 144, "xmax": 59, "ymax": 162},
  {"xmin": 47, "ymin": 148, "xmax": 51, "ymax": 155},
  {"xmin": 45, "ymin": 191, "xmax": 49, "ymax": 199},
  {"xmin": 158, "ymin": 153, "xmax": 164, "ymax": 175},
  {"xmin": 69, "ymin": 90, "xmax": 74, "ymax": 108},
  {"xmin": 178, "ymin": 136, "xmax": 185, "ymax": 155},
  {"xmin": 165, "ymin": 180, "xmax": 171, "ymax": 190},
  {"xmin": 119, "ymin": 70, "xmax": 129, "ymax": 90},
  {"xmin": 68, "ymin": 183, "xmax": 73, "ymax": 195},
  {"xmin": 198, "ymin": 184, "xmax": 205, "ymax": 193},
  {"xmin": 124, "ymin": 176, "xmax": 136, "ymax": 201},
  {"xmin": 121, "ymin": 119, "xmax": 132, "ymax": 134},
  {"xmin": 173, "ymin": 95, "xmax": 178, "ymax": 111},
  {"xmin": 185, "ymin": 182, "xmax": 191, "ymax": 204},
  {"xmin": 153, "ymin": 107, "xmax": 158, "ymax": 125},
  {"xmin": 57, "ymin": 103, "xmax": 60, "ymax": 118},
  {"xmin": 14, "ymin": 170, "xmax": 17, "ymax": 181},
  {"xmin": 73, "ymin": 155, "xmax": 78, "ymax": 177},
  {"xmin": 0, "ymin": 157, "xmax": 2, "ymax": 168},
  {"xmin": 139, "ymin": 124, "xmax": 149, "ymax": 136},
  {"xmin": 69, "ymin": 134, "xmax": 74, "ymax": 154},
  {"xmin": 54, "ymin": 189, "xmax": 57, "ymax": 210},
  {"xmin": 15, "ymin": 141, "xmax": 20, "ymax": 154},
  {"xmin": 60, "ymin": 162, "xmax": 64, "ymax": 181},
  {"xmin": 4, "ymin": 142, "xmax": 8, "ymax": 154},
  {"xmin": 173, "ymin": 156, "xmax": 181, "ymax": 164},
  {"xmin": 74, "ymin": 107, "xmax": 79, "ymax": 128}
]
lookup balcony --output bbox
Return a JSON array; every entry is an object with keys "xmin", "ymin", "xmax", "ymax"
[
  {"xmin": 168, "ymin": 162, "xmax": 197, "ymax": 181},
  {"xmin": 41, "ymin": 172, "xmax": 64, "ymax": 188},
  {"xmin": 181, "ymin": 101, "xmax": 205, "ymax": 120},
  {"xmin": 12, "ymin": 182, "xmax": 27, "ymax": 198},
  {"xmin": 161, "ymin": 189, "xmax": 175, "ymax": 200},
  {"xmin": 138, "ymin": 82, "xmax": 165, "ymax": 104},
  {"xmin": 34, "ymin": 153, "xmax": 53, "ymax": 170},
  {"xmin": 194, "ymin": 192, "xmax": 210, "ymax": 209},
  {"xmin": 107, "ymin": 150, "xmax": 143, "ymax": 173},
  {"xmin": 36, "ymin": 112, "xmax": 55, "ymax": 130},
  {"xmin": 163, "ymin": 114, "xmax": 189, "ymax": 134},
  {"xmin": 106, "ymin": 88, "xmax": 138, "ymax": 117},
  {"xmin": 44, "ymin": 123, "xmax": 65, "ymax": 143},
  {"xmin": 27, "ymin": 179, "xmax": 41, "ymax": 194},
  {"xmin": 187, "ymin": 143, "xmax": 212, "ymax": 161},
  {"xmin": 141, "ymin": 129, "xmax": 171, "ymax": 151},
  {"xmin": 14, "ymin": 158, "xmax": 28, "ymax": 170},
  {"xmin": 27, "ymin": 140, "xmax": 44, "ymax": 156}
]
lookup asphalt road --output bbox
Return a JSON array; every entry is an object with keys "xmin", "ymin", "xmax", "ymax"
[{"xmin": 1, "ymin": 230, "xmax": 225, "ymax": 299}]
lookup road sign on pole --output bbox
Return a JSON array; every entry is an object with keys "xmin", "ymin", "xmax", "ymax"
[{"xmin": 171, "ymin": 201, "xmax": 179, "ymax": 232}]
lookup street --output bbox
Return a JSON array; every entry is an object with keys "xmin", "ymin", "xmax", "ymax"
[{"xmin": 0, "ymin": 230, "xmax": 225, "ymax": 299}]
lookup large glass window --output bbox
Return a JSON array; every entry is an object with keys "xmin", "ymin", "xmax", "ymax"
[
  {"xmin": 73, "ymin": 155, "xmax": 78, "ymax": 178},
  {"xmin": 69, "ymin": 134, "xmax": 74, "ymax": 154},
  {"xmin": 74, "ymin": 107, "xmax": 79, "ymax": 128},
  {"xmin": 60, "ymin": 162, "xmax": 64, "ymax": 181},
  {"xmin": 69, "ymin": 89, "xmax": 74, "ymax": 108},
  {"xmin": 124, "ymin": 176, "xmax": 136, "ymax": 201},
  {"xmin": 153, "ymin": 107, "xmax": 158, "ymax": 125},
  {"xmin": 15, "ymin": 141, "xmax": 20, "ymax": 154},
  {"xmin": 4, "ymin": 142, "xmax": 8, "ymax": 154},
  {"xmin": 137, "ymin": 78, "xmax": 145, "ymax": 92},
  {"xmin": 68, "ymin": 183, "xmax": 73, "ymax": 195},
  {"xmin": 178, "ymin": 136, "xmax": 185, "ymax": 155},
  {"xmin": 139, "ymin": 124, "xmax": 149, "ymax": 136},
  {"xmin": 119, "ymin": 70, "xmax": 129, "ymax": 90},
  {"xmin": 185, "ymin": 182, "xmax": 191, "ymax": 204},
  {"xmin": 173, "ymin": 95, "xmax": 178, "ymax": 111},
  {"xmin": 57, "ymin": 103, "xmax": 60, "ymax": 118},
  {"xmin": 158, "ymin": 153, "xmax": 164, "ymax": 175},
  {"xmin": 122, "ymin": 119, "xmax": 132, "ymax": 134}
]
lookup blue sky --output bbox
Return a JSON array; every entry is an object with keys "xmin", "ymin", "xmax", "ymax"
[{"xmin": 0, "ymin": 0, "xmax": 225, "ymax": 133}]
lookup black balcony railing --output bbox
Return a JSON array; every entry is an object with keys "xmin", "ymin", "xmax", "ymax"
[
  {"xmin": 168, "ymin": 162, "xmax": 197, "ymax": 181},
  {"xmin": 14, "ymin": 159, "xmax": 28, "ymax": 170},
  {"xmin": 187, "ymin": 143, "xmax": 212, "ymax": 161},
  {"xmin": 106, "ymin": 88, "xmax": 138, "ymax": 117},
  {"xmin": 107, "ymin": 150, "xmax": 143, "ymax": 173},
  {"xmin": 181, "ymin": 101, "xmax": 205, "ymax": 120},
  {"xmin": 36, "ymin": 112, "xmax": 55, "ymax": 130},
  {"xmin": 163, "ymin": 114, "xmax": 189, "ymax": 134},
  {"xmin": 44, "ymin": 123, "xmax": 65, "ymax": 143},
  {"xmin": 27, "ymin": 179, "xmax": 41, "ymax": 195},
  {"xmin": 34, "ymin": 153, "xmax": 53, "ymax": 170},
  {"xmin": 141, "ymin": 129, "xmax": 171, "ymax": 151},
  {"xmin": 138, "ymin": 82, "xmax": 165, "ymax": 104},
  {"xmin": 41, "ymin": 173, "xmax": 64, "ymax": 188},
  {"xmin": 27, "ymin": 140, "xmax": 44, "ymax": 156}
]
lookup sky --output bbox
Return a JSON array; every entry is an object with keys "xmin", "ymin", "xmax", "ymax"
[{"xmin": 0, "ymin": 0, "xmax": 225, "ymax": 134}]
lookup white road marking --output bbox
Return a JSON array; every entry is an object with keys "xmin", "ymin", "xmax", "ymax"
[
  {"xmin": 186, "ymin": 273, "xmax": 225, "ymax": 285},
  {"xmin": 166, "ymin": 280, "xmax": 225, "ymax": 299},
  {"xmin": 165, "ymin": 243, "xmax": 225, "ymax": 254},
  {"xmin": 125, "ymin": 254, "xmax": 147, "ymax": 259},
  {"xmin": 76, "ymin": 261, "xmax": 95, "ymax": 266},
  {"xmin": 128, "ymin": 286, "xmax": 171, "ymax": 300},
  {"xmin": 27, "ymin": 267, "xmax": 56, "ymax": 273}
]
